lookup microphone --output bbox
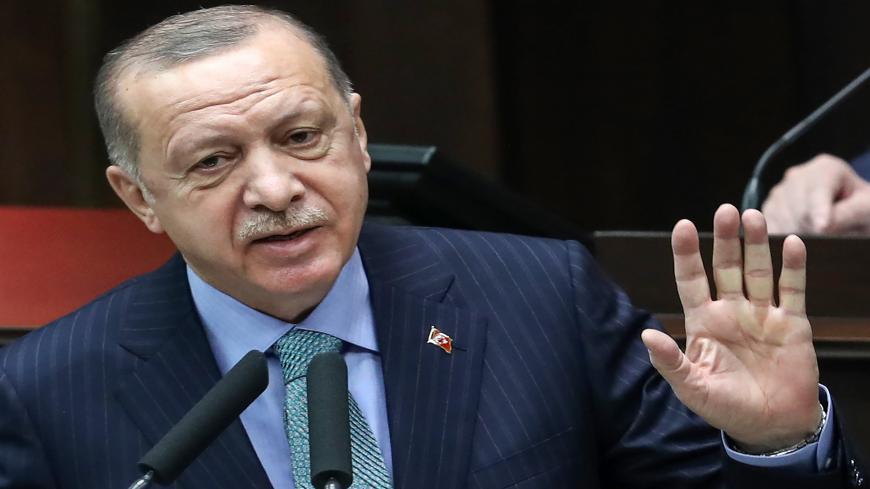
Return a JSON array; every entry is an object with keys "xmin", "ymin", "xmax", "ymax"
[
  {"xmin": 307, "ymin": 352, "xmax": 353, "ymax": 489},
  {"xmin": 127, "ymin": 350, "xmax": 269, "ymax": 489},
  {"xmin": 740, "ymin": 66, "xmax": 870, "ymax": 211}
]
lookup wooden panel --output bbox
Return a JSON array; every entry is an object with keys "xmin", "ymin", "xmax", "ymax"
[
  {"xmin": 594, "ymin": 231, "xmax": 870, "ymax": 317},
  {"xmin": 338, "ymin": 0, "xmax": 501, "ymax": 178},
  {"xmin": 0, "ymin": 0, "xmax": 72, "ymax": 204}
]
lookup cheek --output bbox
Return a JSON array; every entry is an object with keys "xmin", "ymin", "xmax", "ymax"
[
  {"xmin": 308, "ymin": 161, "xmax": 368, "ymax": 211},
  {"xmin": 334, "ymin": 173, "xmax": 369, "ymax": 224},
  {"xmin": 155, "ymin": 190, "xmax": 241, "ymax": 251}
]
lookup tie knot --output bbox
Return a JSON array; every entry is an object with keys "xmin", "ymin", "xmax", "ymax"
[{"xmin": 274, "ymin": 329, "xmax": 342, "ymax": 383}]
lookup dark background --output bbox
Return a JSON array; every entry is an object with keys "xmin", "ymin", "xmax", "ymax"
[{"xmin": 2, "ymin": 1, "xmax": 869, "ymax": 231}]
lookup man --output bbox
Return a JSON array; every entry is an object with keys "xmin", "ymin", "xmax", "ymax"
[
  {"xmin": 763, "ymin": 151, "xmax": 870, "ymax": 235},
  {"xmin": 0, "ymin": 6, "xmax": 863, "ymax": 488}
]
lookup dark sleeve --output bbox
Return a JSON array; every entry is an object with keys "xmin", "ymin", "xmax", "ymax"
[
  {"xmin": 850, "ymin": 149, "xmax": 870, "ymax": 180},
  {"xmin": 724, "ymin": 410, "xmax": 865, "ymax": 488},
  {"xmin": 567, "ymin": 240, "xmax": 722, "ymax": 488},
  {"xmin": 0, "ymin": 368, "xmax": 56, "ymax": 489},
  {"xmin": 567, "ymin": 240, "xmax": 865, "ymax": 488}
]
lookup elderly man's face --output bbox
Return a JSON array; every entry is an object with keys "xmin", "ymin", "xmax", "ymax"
[{"xmin": 107, "ymin": 25, "xmax": 371, "ymax": 321}]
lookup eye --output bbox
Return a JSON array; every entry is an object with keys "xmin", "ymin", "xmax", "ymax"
[
  {"xmin": 280, "ymin": 128, "xmax": 329, "ymax": 160},
  {"xmin": 194, "ymin": 153, "xmax": 232, "ymax": 172},
  {"xmin": 285, "ymin": 129, "xmax": 320, "ymax": 146}
]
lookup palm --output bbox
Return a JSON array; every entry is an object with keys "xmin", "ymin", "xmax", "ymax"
[{"xmin": 642, "ymin": 204, "xmax": 821, "ymax": 451}]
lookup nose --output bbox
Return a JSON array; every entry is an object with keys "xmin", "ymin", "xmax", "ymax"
[{"xmin": 241, "ymin": 148, "xmax": 306, "ymax": 211}]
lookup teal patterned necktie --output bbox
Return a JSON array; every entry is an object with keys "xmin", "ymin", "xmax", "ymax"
[{"xmin": 275, "ymin": 329, "xmax": 392, "ymax": 489}]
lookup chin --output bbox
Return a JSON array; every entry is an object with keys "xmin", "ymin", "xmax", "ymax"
[{"xmin": 256, "ymin": 252, "xmax": 345, "ymax": 298}]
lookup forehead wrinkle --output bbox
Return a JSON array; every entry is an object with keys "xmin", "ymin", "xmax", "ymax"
[
  {"xmin": 160, "ymin": 79, "xmax": 284, "ymax": 158},
  {"xmin": 162, "ymin": 88, "xmax": 331, "ymax": 165},
  {"xmin": 166, "ymin": 75, "xmax": 283, "ymax": 119},
  {"xmin": 169, "ymin": 88, "xmax": 328, "ymax": 139}
]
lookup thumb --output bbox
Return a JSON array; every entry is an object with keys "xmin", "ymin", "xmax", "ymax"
[{"xmin": 641, "ymin": 329, "xmax": 691, "ymax": 386}]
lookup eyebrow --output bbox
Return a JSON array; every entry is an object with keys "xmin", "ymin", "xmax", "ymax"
[
  {"xmin": 165, "ymin": 98, "xmax": 336, "ymax": 162},
  {"xmin": 264, "ymin": 102, "xmax": 338, "ymax": 139},
  {"xmin": 166, "ymin": 132, "xmax": 236, "ymax": 164},
  {"xmin": 274, "ymin": 99, "xmax": 331, "ymax": 124}
]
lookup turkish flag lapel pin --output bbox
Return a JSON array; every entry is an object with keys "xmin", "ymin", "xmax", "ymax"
[{"xmin": 427, "ymin": 326, "xmax": 453, "ymax": 354}]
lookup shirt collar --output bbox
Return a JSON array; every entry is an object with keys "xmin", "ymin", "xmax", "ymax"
[{"xmin": 188, "ymin": 248, "xmax": 378, "ymax": 372}]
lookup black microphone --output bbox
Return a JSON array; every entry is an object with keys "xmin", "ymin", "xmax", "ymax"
[
  {"xmin": 741, "ymin": 66, "xmax": 870, "ymax": 211},
  {"xmin": 128, "ymin": 350, "xmax": 269, "ymax": 489},
  {"xmin": 307, "ymin": 352, "xmax": 353, "ymax": 489}
]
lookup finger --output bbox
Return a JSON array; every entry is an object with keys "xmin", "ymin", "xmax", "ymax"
[
  {"xmin": 641, "ymin": 329, "xmax": 696, "ymax": 402},
  {"xmin": 788, "ymin": 179, "xmax": 816, "ymax": 234},
  {"xmin": 642, "ymin": 329, "xmax": 684, "ymax": 371},
  {"xmin": 712, "ymin": 204, "xmax": 743, "ymax": 299},
  {"xmin": 828, "ymin": 191, "xmax": 870, "ymax": 234},
  {"xmin": 802, "ymin": 155, "xmax": 854, "ymax": 232},
  {"xmin": 778, "ymin": 235, "xmax": 806, "ymax": 316},
  {"xmin": 762, "ymin": 195, "xmax": 790, "ymax": 235},
  {"xmin": 741, "ymin": 209, "xmax": 773, "ymax": 307},
  {"xmin": 764, "ymin": 155, "xmax": 846, "ymax": 235},
  {"xmin": 771, "ymin": 165, "xmax": 815, "ymax": 233},
  {"xmin": 764, "ymin": 182, "xmax": 812, "ymax": 235},
  {"xmin": 672, "ymin": 219, "xmax": 711, "ymax": 311},
  {"xmin": 806, "ymin": 184, "xmax": 835, "ymax": 232}
]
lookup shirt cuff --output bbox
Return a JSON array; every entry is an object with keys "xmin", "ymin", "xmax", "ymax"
[{"xmin": 722, "ymin": 385, "xmax": 835, "ymax": 472}]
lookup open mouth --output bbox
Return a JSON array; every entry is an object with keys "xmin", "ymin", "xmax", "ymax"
[{"xmin": 254, "ymin": 226, "xmax": 319, "ymax": 243}]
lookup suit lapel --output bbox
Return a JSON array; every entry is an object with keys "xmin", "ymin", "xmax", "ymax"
[
  {"xmin": 114, "ymin": 256, "xmax": 271, "ymax": 489},
  {"xmin": 114, "ymin": 226, "xmax": 489, "ymax": 489},
  {"xmin": 359, "ymin": 225, "xmax": 488, "ymax": 489}
]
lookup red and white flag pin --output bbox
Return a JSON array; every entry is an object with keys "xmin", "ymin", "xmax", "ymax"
[{"xmin": 427, "ymin": 326, "xmax": 453, "ymax": 354}]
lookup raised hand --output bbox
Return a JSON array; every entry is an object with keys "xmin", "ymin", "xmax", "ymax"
[{"xmin": 641, "ymin": 204, "xmax": 822, "ymax": 452}]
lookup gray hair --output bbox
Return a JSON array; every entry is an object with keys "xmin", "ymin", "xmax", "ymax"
[{"xmin": 94, "ymin": 5, "xmax": 353, "ymax": 181}]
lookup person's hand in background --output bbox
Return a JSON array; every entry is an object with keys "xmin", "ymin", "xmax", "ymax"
[{"xmin": 762, "ymin": 154, "xmax": 870, "ymax": 235}]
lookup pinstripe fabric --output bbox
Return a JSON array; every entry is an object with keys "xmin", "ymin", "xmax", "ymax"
[
  {"xmin": 0, "ymin": 224, "xmax": 857, "ymax": 488},
  {"xmin": 0, "ymin": 256, "xmax": 270, "ymax": 489},
  {"xmin": 357, "ymin": 225, "xmax": 854, "ymax": 489}
]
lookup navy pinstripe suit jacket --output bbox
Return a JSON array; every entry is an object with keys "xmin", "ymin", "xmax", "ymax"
[{"xmin": 0, "ymin": 225, "xmax": 858, "ymax": 488}]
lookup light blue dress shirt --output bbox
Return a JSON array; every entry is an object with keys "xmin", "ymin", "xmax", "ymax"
[
  {"xmin": 188, "ymin": 249, "xmax": 393, "ymax": 489},
  {"xmin": 723, "ymin": 386, "xmax": 835, "ymax": 470},
  {"xmin": 188, "ymin": 247, "xmax": 834, "ymax": 486}
]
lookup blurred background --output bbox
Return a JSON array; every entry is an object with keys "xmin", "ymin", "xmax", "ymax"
[{"xmin": 2, "ymin": 0, "xmax": 869, "ymax": 231}]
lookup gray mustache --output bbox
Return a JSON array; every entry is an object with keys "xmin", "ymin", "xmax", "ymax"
[{"xmin": 237, "ymin": 207, "xmax": 329, "ymax": 241}]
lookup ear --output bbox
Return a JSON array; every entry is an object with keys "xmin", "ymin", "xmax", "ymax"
[
  {"xmin": 349, "ymin": 93, "xmax": 371, "ymax": 173},
  {"xmin": 105, "ymin": 165, "xmax": 165, "ymax": 234}
]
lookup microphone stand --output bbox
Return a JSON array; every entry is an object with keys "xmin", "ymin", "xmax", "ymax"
[
  {"xmin": 121, "ymin": 351, "xmax": 268, "ymax": 489},
  {"xmin": 741, "ymin": 65, "xmax": 870, "ymax": 211},
  {"xmin": 324, "ymin": 477, "xmax": 345, "ymax": 489},
  {"xmin": 126, "ymin": 470, "xmax": 154, "ymax": 489}
]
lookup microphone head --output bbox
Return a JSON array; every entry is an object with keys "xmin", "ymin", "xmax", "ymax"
[
  {"xmin": 138, "ymin": 349, "xmax": 268, "ymax": 484},
  {"xmin": 307, "ymin": 352, "xmax": 353, "ymax": 489}
]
